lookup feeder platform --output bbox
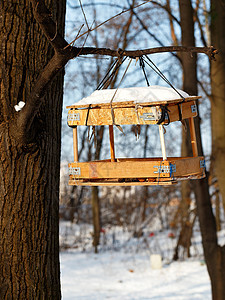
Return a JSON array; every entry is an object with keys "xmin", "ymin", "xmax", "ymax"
[{"xmin": 66, "ymin": 86, "xmax": 206, "ymax": 186}]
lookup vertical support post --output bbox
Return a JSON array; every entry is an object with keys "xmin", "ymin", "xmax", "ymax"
[
  {"xmin": 159, "ymin": 125, "xmax": 167, "ymax": 160},
  {"xmin": 188, "ymin": 117, "xmax": 198, "ymax": 157},
  {"xmin": 73, "ymin": 126, "xmax": 79, "ymax": 162},
  {"xmin": 109, "ymin": 125, "xmax": 116, "ymax": 162}
]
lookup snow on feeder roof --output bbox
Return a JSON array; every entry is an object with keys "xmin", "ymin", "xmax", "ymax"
[{"xmin": 73, "ymin": 86, "xmax": 190, "ymax": 106}]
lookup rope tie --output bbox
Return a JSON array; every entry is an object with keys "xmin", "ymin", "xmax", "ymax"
[
  {"xmin": 157, "ymin": 105, "xmax": 170, "ymax": 125},
  {"xmin": 177, "ymin": 103, "xmax": 182, "ymax": 121},
  {"xmin": 135, "ymin": 104, "xmax": 141, "ymax": 124},
  {"xmin": 85, "ymin": 104, "xmax": 91, "ymax": 126}
]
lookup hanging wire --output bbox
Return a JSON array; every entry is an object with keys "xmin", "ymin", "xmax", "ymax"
[
  {"xmin": 143, "ymin": 55, "xmax": 185, "ymax": 101},
  {"xmin": 97, "ymin": 57, "xmax": 127, "ymax": 90},
  {"xmin": 110, "ymin": 57, "xmax": 133, "ymax": 130},
  {"xmin": 139, "ymin": 56, "xmax": 150, "ymax": 86}
]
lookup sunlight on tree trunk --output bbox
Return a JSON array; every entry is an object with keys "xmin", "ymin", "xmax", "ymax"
[
  {"xmin": 211, "ymin": 0, "xmax": 225, "ymax": 213},
  {"xmin": 0, "ymin": 1, "xmax": 66, "ymax": 298}
]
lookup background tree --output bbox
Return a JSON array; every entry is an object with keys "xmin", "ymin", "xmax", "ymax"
[
  {"xmin": 210, "ymin": 0, "xmax": 225, "ymax": 212},
  {"xmin": 179, "ymin": 2, "xmax": 225, "ymax": 299}
]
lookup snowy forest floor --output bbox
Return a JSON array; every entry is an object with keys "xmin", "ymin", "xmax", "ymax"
[
  {"xmin": 58, "ymin": 221, "xmax": 224, "ymax": 300},
  {"xmin": 60, "ymin": 251, "xmax": 210, "ymax": 300}
]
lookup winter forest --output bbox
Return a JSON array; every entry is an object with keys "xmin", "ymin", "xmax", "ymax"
[{"xmin": 0, "ymin": 0, "xmax": 225, "ymax": 300}]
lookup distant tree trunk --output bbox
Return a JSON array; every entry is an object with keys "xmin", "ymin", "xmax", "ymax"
[
  {"xmin": 215, "ymin": 191, "xmax": 221, "ymax": 232},
  {"xmin": 142, "ymin": 125, "xmax": 149, "ymax": 222},
  {"xmin": 180, "ymin": 1, "xmax": 225, "ymax": 299},
  {"xmin": 177, "ymin": 129, "xmax": 192, "ymax": 257},
  {"xmin": 92, "ymin": 186, "xmax": 101, "ymax": 253},
  {"xmin": 178, "ymin": 0, "xmax": 198, "ymax": 260},
  {"xmin": 173, "ymin": 211, "xmax": 196, "ymax": 260},
  {"xmin": 0, "ymin": 1, "xmax": 66, "ymax": 298},
  {"xmin": 91, "ymin": 126, "xmax": 104, "ymax": 252},
  {"xmin": 211, "ymin": 0, "xmax": 225, "ymax": 213}
]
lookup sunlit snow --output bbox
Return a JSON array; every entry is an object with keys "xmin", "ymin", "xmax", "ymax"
[
  {"xmin": 73, "ymin": 86, "xmax": 191, "ymax": 106},
  {"xmin": 60, "ymin": 222, "xmax": 213, "ymax": 300},
  {"xmin": 60, "ymin": 251, "xmax": 211, "ymax": 300}
]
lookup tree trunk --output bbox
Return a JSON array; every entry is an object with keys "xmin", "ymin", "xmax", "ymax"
[
  {"xmin": 215, "ymin": 191, "xmax": 221, "ymax": 232},
  {"xmin": 173, "ymin": 212, "xmax": 196, "ymax": 260},
  {"xmin": 91, "ymin": 186, "xmax": 101, "ymax": 253},
  {"xmin": 211, "ymin": 0, "xmax": 225, "ymax": 213},
  {"xmin": 91, "ymin": 126, "xmax": 105, "ymax": 252},
  {"xmin": 179, "ymin": 1, "xmax": 225, "ymax": 299},
  {"xmin": 195, "ymin": 179, "xmax": 225, "ymax": 300},
  {"xmin": 0, "ymin": 1, "xmax": 66, "ymax": 298},
  {"xmin": 179, "ymin": 0, "xmax": 198, "ymax": 261}
]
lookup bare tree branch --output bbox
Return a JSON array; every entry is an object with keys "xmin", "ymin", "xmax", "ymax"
[
  {"xmin": 30, "ymin": 0, "xmax": 67, "ymax": 51},
  {"xmin": 78, "ymin": 45, "xmax": 218, "ymax": 59}
]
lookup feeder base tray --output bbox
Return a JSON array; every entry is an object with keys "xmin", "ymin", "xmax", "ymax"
[{"xmin": 68, "ymin": 157, "xmax": 205, "ymax": 186}]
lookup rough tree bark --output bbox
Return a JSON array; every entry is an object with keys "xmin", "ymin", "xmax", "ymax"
[
  {"xmin": 0, "ymin": 0, "xmax": 66, "ymax": 298},
  {"xmin": 179, "ymin": 1, "xmax": 225, "ymax": 299},
  {"xmin": 0, "ymin": 0, "xmax": 218, "ymax": 298}
]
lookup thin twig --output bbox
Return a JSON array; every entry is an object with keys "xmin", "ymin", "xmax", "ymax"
[
  {"xmin": 79, "ymin": 0, "xmax": 90, "ymax": 30},
  {"xmin": 75, "ymin": 21, "xmax": 95, "ymax": 58},
  {"xmin": 72, "ymin": 24, "xmax": 84, "ymax": 47},
  {"xmin": 64, "ymin": 0, "xmax": 152, "ymax": 49}
]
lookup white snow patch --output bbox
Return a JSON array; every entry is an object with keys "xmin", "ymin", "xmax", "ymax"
[
  {"xmin": 14, "ymin": 101, "xmax": 25, "ymax": 111},
  {"xmin": 73, "ymin": 86, "xmax": 191, "ymax": 106},
  {"xmin": 60, "ymin": 251, "xmax": 211, "ymax": 300}
]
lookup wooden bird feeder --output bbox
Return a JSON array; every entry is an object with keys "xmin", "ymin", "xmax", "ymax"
[{"xmin": 66, "ymin": 86, "xmax": 206, "ymax": 186}]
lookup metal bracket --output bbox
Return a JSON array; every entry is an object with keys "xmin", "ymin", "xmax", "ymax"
[
  {"xmin": 67, "ymin": 111, "xmax": 80, "ymax": 122},
  {"xmin": 140, "ymin": 112, "xmax": 156, "ymax": 121},
  {"xmin": 154, "ymin": 163, "xmax": 176, "ymax": 174},
  {"xmin": 140, "ymin": 111, "xmax": 164, "ymax": 121},
  {"xmin": 191, "ymin": 104, "xmax": 197, "ymax": 114},
  {"xmin": 200, "ymin": 160, "xmax": 206, "ymax": 169},
  {"xmin": 69, "ymin": 166, "xmax": 81, "ymax": 176}
]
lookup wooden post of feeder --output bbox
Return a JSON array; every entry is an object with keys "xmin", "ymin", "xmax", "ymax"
[
  {"xmin": 73, "ymin": 126, "xmax": 79, "ymax": 162},
  {"xmin": 188, "ymin": 117, "xmax": 198, "ymax": 157},
  {"xmin": 109, "ymin": 125, "xmax": 116, "ymax": 162},
  {"xmin": 159, "ymin": 125, "xmax": 167, "ymax": 161}
]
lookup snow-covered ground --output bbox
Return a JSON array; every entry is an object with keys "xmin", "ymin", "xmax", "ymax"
[
  {"xmin": 59, "ymin": 222, "xmax": 212, "ymax": 300},
  {"xmin": 60, "ymin": 251, "xmax": 211, "ymax": 300}
]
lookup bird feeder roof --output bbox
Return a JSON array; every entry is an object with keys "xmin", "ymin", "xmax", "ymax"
[{"xmin": 67, "ymin": 86, "xmax": 200, "ymax": 109}]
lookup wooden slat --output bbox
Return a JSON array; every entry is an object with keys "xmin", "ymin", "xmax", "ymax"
[
  {"xmin": 73, "ymin": 127, "xmax": 78, "ymax": 162},
  {"xmin": 109, "ymin": 125, "xmax": 116, "ymax": 162},
  {"xmin": 171, "ymin": 157, "xmax": 205, "ymax": 176},
  {"xmin": 189, "ymin": 117, "xmax": 198, "ymax": 157},
  {"xmin": 69, "ymin": 160, "xmax": 170, "ymax": 179},
  {"xmin": 159, "ymin": 125, "xmax": 167, "ymax": 160},
  {"xmin": 68, "ymin": 156, "xmax": 205, "ymax": 180},
  {"xmin": 68, "ymin": 179, "xmax": 177, "ymax": 186},
  {"xmin": 83, "ymin": 156, "xmax": 201, "ymax": 163},
  {"xmin": 67, "ymin": 100, "xmax": 198, "ymax": 126}
]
